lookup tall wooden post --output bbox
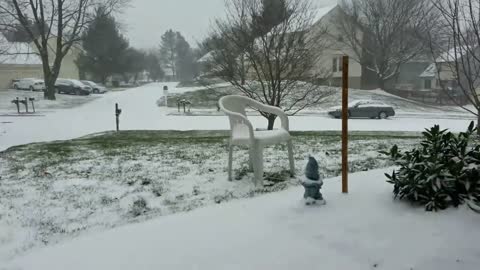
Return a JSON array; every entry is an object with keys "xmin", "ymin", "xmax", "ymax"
[{"xmin": 342, "ymin": 56, "xmax": 349, "ymax": 194}]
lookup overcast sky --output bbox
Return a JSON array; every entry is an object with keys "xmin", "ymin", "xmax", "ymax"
[{"xmin": 123, "ymin": 0, "xmax": 337, "ymax": 49}]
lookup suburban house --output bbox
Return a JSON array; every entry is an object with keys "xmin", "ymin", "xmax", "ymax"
[
  {"xmin": 416, "ymin": 48, "xmax": 480, "ymax": 104},
  {"xmin": 0, "ymin": 33, "xmax": 81, "ymax": 90},
  {"xmin": 308, "ymin": 5, "xmax": 367, "ymax": 89},
  {"xmin": 0, "ymin": 33, "xmax": 43, "ymax": 89},
  {"xmin": 310, "ymin": 5, "xmax": 435, "ymax": 92}
]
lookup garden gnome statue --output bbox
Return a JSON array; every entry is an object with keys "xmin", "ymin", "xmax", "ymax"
[{"xmin": 301, "ymin": 156, "xmax": 326, "ymax": 205}]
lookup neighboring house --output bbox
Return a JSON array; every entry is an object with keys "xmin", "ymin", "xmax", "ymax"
[
  {"xmin": 0, "ymin": 32, "xmax": 81, "ymax": 90},
  {"xmin": 196, "ymin": 51, "xmax": 215, "ymax": 77},
  {"xmin": 419, "ymin": 49, "xmax": 463, "ymax": 92},
  {"xmin": 415, "ymin": 48, "xmax": 474, "ymax": 104},
  {"xmin": 0, "ymin": 33, "xmax": 43, "ymax": 89},
  {"xmin": 310, "ymin": 5, "xmax": 434, "ymax": 91},
  {"xmin": 389, "ymin": 58, "xmax": 432, "ymax": 91},
  {"xmin": 162, "ymin": 67, "xmax": 176, "ymax": 82},
  {"xmin": 36, "ymin": 38, "xmax": 81, "ymax": 80},
  {"xmin": 309, "ymin": 5, "xmax": 373, "ymax": 89}
]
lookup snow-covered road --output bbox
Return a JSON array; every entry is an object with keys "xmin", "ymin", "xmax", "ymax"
[{"xmin": 0, "ymin": 83, "xmax": 475, "ymax": 151}]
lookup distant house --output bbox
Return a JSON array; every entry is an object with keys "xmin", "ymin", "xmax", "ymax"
[
  {"xmin": 162, "ymin": 67, "xmax": 176, "ymax": 82},
  {"xmin": 196, "ymin": 51, "xmax": 215, "ymax": 77},
  {"xmin": 308, "ymin": 5, "xmax": 378, "ymax": 89},
  {"xmin": 0, "ymin": 33, "xmax": 43, "ymax": 89},
  {"xmin": 416, "ymin": 48, "xmax": 477, "ymax": 104},
  {"xmin": 0, "ymin": 33, "xmax": 81, "ymax": 90},
  {"xmin": 310, "ymin": 5, "xmax": 435, "ymax": 91}
]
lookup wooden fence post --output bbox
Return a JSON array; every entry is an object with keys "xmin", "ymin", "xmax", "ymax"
[{"xmin": 342, "ymin": 56, "xmax": 349, "ymax": 194}]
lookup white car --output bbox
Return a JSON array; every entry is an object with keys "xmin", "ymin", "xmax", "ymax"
[
  {"xmin": 81, "ymin": 80, "xmax": 108, "ymax": 94},
  {"xmin": 13, "ymin": 78, "xmax": 46, "ymax": 91}
]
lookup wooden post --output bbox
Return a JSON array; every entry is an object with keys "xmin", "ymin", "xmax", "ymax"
[
  {"xmin": 15, "ymin": 97, "xmax": 20, "ymax": 113},
  {"xmin": 115, "ymin": 103, "xmax": 121, "ymax": 132},
  {"xmin": 24, "ymin": 97, "xmax": 29, "ymax": 113},
  {"xmin": 342, "ymin": 56, "xmax": 349, "ymax": 194}
]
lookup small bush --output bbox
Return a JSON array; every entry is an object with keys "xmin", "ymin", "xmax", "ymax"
[
  {"xmin": 131, "ymin": 197, "xmax": 148, "ymax": 217},
  {"xmin": 382, "ymin": 122, "xmax": 480, "ymax": 212}
]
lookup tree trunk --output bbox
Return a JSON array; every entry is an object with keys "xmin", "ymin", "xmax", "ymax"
[
  {"xmin": 44, "ymin": 74, "xmax": 57, "ymax": 100},
  {"xmin": 267, "ymin": 114, "xmax": 277, "ymax": 130},
  {"xmin": 478, "ymin": 110, "xmax": 480, "ymax": 136},
  {"xmin": 378, "ymin": 77, "xmax": 386, "ymax": 91}
]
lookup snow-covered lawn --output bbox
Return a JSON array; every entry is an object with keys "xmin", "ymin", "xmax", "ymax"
[
  {"xmin": 0, "ymin": 130, "xmax": 421, "ymax": 262},
  {"xmin": 0, "ymin": 83, "xmax": 475, "ymax": 152},
  {"xmin": 6, "ymin": 168, "xmax": 480, "ymax": 270},
  {"xmin": 0, "ymin": 89, "xmax": 100, "ymax": 113}
]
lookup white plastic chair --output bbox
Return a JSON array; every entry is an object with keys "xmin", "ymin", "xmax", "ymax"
[{"xmin": 219, "ymin": 95, "xmax": 295, "ymax": 187}]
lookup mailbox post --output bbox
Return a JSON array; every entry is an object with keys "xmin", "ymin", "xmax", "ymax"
[
  {"xmin": 163, "ymin": 85, "xmax": 169, "ymax": 107},
  {"xmin": 19, "ymin": 97, "xmax": 28, "ymax": 113},
  {"xmin": 29, "ymin": 98, "xmax": 36, "ymax": 113},
  {"xmin": 115, "ymin": 103, "xmax": 122, "ymax": 131},
  {"xmin": 11, "ymin": 97, "xmax": 20, "ymax": 113}
]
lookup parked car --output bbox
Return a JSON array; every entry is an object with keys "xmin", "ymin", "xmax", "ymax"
[
  {"xmin": 55, "ymin": 79, "xmax": 92, "ymax": 95},
  {"xmin": 13, "ymin": 78, "xmax": 46, "ymax": 91},
  {"xmin": 81, "ymin": 80, "xmax": 108, "ymax": 94},
  {"xmin": 328, "ymin": 100, "xmax": 396, "ymax": 119}
]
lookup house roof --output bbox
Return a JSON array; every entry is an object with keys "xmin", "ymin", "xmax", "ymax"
[
  {"xmin": 197, "ymin": 51, "xmax": 214, "ymax": 63},
  {"xmin": 420, "ymin": 63, "xmax": 437, "ymax": 78},
  {"xmin": 0, "ymin": 33, "xmax": 42, "ymax": 65},
  {"xmin": 312, "ymin": 5, "xmax": 338, "ymax": 24},
  {"xmin": 436, "ymin": 47, "xmax": 469, "ymax": 63}
]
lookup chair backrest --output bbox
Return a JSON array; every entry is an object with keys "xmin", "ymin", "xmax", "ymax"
[
  {"xmin": 219, "ymin": 95, "xmax": 254, "ymax": 140},
  {"xmin": 219, "ymin": 95, "xmax": 250, "ymax": 116}
]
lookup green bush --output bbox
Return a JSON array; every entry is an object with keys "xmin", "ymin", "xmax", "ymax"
[{"xmin": 382, "ymin": 122, "xmax": 480, "ymax": 212}]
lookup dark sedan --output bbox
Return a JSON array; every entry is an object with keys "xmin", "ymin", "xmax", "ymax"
[
  {"xmin": 55, "ymin": 79, "xmax": 92, "ymax": 95},
  {"xmin": 328, "ymin": 100, "xmax": 396, "ymax": 119}
]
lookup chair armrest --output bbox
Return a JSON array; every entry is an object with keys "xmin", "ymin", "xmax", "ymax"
[
  {"xmin": 248, "ymin": 100, "xmax": 289, "ymax": 131},
  {"xmin": 224, "ymin": 110, "xmax": 255, "ymax": 140}
]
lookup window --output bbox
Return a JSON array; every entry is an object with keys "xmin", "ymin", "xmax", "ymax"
[
  {"xmin": 425, "ymin": 79, "xmax": 431, "ymax": 89},
  {"xmin": 332, "ymin": 56, "xmax": 342, "ymax": 72}
]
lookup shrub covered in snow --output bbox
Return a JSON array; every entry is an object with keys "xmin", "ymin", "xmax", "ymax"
[
  {"xmin": 383, "ymin": 122, "xmax": 480, "ymax": 212},
  {"xmin": 131, "ymin": 197, "xmax": 149, "ymax": 217}
]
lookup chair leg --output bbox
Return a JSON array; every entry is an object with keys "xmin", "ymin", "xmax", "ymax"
[
  {"xmin": 251, "ymin": 144, "xmax": 264, "ymax": 187},
  {"xmin": 228, "ymin": 144, "xmax": 233, "ymax": 181},
  {"xmin": 248, "ymin": 148, "xmax": 254, "ymax": 172},
  {"xmin": 287, "ymin": 140, "xmax": 295, "ymax": 177}
]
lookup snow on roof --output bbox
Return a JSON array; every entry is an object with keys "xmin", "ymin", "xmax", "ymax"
[
  {"xmin": 436, "ymin": 47, "xmax": 469, "ymax": 63},
  {"xmin": 312, "ymin": 5, "xmax": 338, "ymax": 24},
  {"xmin": 162, "ymin": 67, "xmax": 175, "ymax": 76},
  {"xmin": 420, "ymin": 63, "xmax": 437, "ymax": 78},
  {"xmin": 0, "ymin": 33, "xmax": 42, "ymax": 65},
  {"xmin": 197, "ymin": 51, "xmax": 214, "ymax": 63}
]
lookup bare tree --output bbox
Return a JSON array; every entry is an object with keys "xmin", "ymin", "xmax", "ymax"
[
  {"xmin": 0, "ymin": 6, "xmax": 12, "ymax": 58},
  {"xmin": 0, "ymin": 0, "xmax": 128, "ymax": 100},
  {"xmin": 336, "ymin": 0, "xmax": 433, "ymax": 90},
  {"xmin": 207, "ymin": 0, "xmax": 333, "ymax": 130},
  {"xmin": 428, "ymin": 0, "xmax": 480, "ymax": 134}
]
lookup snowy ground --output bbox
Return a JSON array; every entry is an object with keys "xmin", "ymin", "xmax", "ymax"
[
  {"xmin": 5, "ymin": 168, "xmax": 480, "ymax": 270},
  {"xmin": 0, "ymin": 83, "xmax": 478, "ymax": 268},
  {"xmin": 0, "ymin": 130, "xmax": 421, "ymax": 262},
  {"xmin": 0, "ymin": 83, "xmax": 476, "ymax": 152},
  {"xmin": 170, "ymin": 84, "xmax": 473, "ymax": 117},
  {"xmin": 0, "ymin": 89, "xmax": 100, "ymax": 113}
]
